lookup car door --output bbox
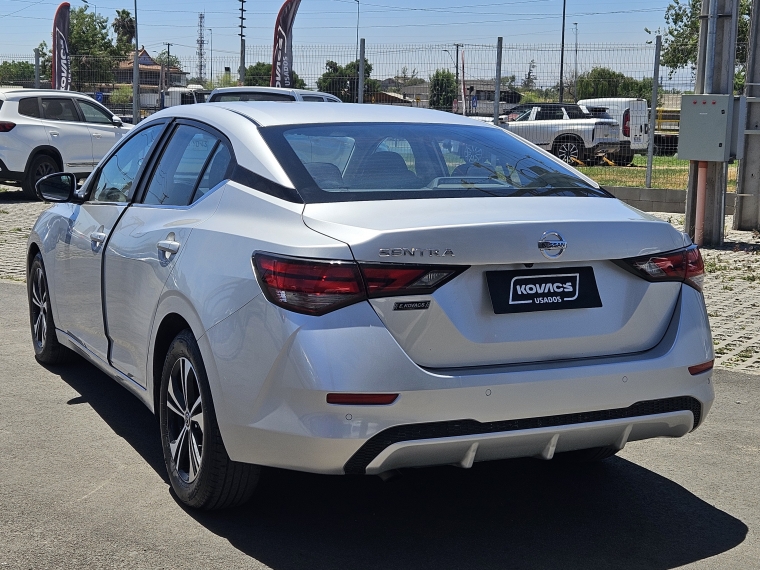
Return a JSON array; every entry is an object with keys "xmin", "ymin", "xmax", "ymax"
[
  {"xmin": 41, "ymin": 97, "xmax": 94, "ymax": 172},
  {"xmin": 104, "ymin": 122, "xmax": 233, "ymax": 386},
  {"xmin": 53, "ymin": 123, "xmax": 165, "ymax": 363},
  {"xmin": 75, "ymin": 98, "xmax": 129, "ymax": 163}
]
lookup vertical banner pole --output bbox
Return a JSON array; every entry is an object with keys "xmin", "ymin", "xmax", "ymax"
[
  {"xmin": 461, "ymin": 50, "xmax": 466, "ymax": 116},
  {"xmin": 34, "ymin": 48, "xmax": 40, "ymax": 89},
  {"xmin": 132, "ymin": 0, "xmax": 140, "ymax": 124}
]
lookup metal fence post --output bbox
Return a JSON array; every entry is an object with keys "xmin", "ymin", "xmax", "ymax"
[
  {"xmin": 358, "ymin": 38, "xmax": 365, "ymax": 103},
  {"xmin": 646, "ymin": 35, "xmax": 661, "ymax": 188},
  {"xmin": 494, "ymin": 37, "xmax": 502, "ymax": 125},
  {"xmin": 34, "ymin": 48, "xmax": 40, "ymax": 88}
]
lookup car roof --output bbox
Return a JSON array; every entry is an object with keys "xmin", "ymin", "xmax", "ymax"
[
  {"xmin": 152, "ymin": 101, "xmax": 491, "ymax": 128},
  {"xmin": 209, "ymin": 86, "xmax": 338, "ymax": 98},
  {"xmin": 0, "ymin": 89, "xmax": 96, "ymax": 101}
]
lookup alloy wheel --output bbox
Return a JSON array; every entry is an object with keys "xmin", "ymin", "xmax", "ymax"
[
  {"xmin": 30, "ymin": 266, "xmax": 48, "ymax": 349},
  {"xmin": 34, "ymin": 160, "xmax": 56, "ymax": 181},
  {"xmin": 556, "ymin": 142, "xmax": 580, "ymax": 164},
  {"xmin": 166, "ymin": 357, "xmax": 205, "ymax": 483}
]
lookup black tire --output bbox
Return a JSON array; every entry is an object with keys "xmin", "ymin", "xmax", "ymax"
[
  {"xmin": 611, "ymin": 148, "xmax": 634, "ymax": 166},
  {"xmin": 552, "ymin": 137, "xmax": 585, "ymax": 165},
  {"xmin": 554, "ymin": 446, "xmax": 619, "ymax": 462},
  {"xmin": 159, "ymin": 329, "xmax": 260, "ymax": 509},
  {"xmin": 28, "ymin": 253, "xmax": 72, "ymax": 364},
  {"xmin": 22, "ymin": 154, "xmax": 59, "ymax": 199}
]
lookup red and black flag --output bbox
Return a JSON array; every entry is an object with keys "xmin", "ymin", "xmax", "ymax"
[
  {"xmin": 270, "ymin": 0, "xmax": 302, "ymax": 88},
  {"xmin": 52, "ymin": 2, "xmax": 71, "ymax": 90}
]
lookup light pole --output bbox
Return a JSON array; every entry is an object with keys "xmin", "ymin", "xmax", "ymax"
[
  {"xmin": 559, "ymin": 0, "xmax": 566, "ymax": 102},
  {"xmin": 354, "ymin": 0, "xmax": 360, "ymax": 64},
  {"xmin": 573, "ymin": 22, "xmax": 578, "ymax": 101},
  {"xmin": 132, "ymin": 0, "xmax": 139, "ymax": 123}
]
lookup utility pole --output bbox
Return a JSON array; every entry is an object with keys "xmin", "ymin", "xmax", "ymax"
[
  {"xmin": 164, "ymin": 42, "xmax": 173, "ymax": 88},
  {"xmin": 735, "ymin": 0, "xmax": 760, "ymax": 230},
  {"xmin": 573, "ymin": 22, "xmax": 578, "ymax": 101},
  {"xmin": 239, "ymin": 0, "xmax": 246, "ymax": 85},
  {"xmin": 208, "ymin": 28, "xmax": 213, "ymax": 86},
  {"xmin": 454, "ymin": 43, "xmax": 462, "ymax": 111},
  {"xmin": 684, "ymin": 0, "xmax": 740, "ymax": 245},
  {"xmin": 559, "ymin": 0, "xmax": 567, "ymax": 102}
]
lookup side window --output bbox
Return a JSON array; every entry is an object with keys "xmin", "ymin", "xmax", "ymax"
[
  {"xmin": 192, "ymin": 144, "xmax": 232, "ymax": 203},
  {"xmin": 216, "ymin": 92, "xmax": 295, "ymax": 102},
  {"xmin": 535, "ymin": 107, "xmax": 564, "ymax": 121},
  {"xmin": 41, "ymin": 98, "xmax": 80, "ymax": 121},
  {"xmin": 18, "ymin": 98, "xmax": 40, "ymax": 118},
  {"xmin": 301, "ymin": 95, "xmax": 325, "ymax": 102},
  {"xmin": 143, "ymin": 125, "xmax": 218, "ymax": 206},
  {"xmin": 91, "ymin": 124, "xmax": 163, "ymax": 203},
  {"xmin": 77, "ymin": 99, "xmax": 113, "ymax": 124}
]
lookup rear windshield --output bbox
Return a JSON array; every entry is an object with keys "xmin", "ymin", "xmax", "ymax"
[
  {"xmin": 212, "ymin": 92, "xmax": 295, "ymax": 102},
  {"xmin": 260, "ymin": 122, "xmax": 609, "ymax": 203}
]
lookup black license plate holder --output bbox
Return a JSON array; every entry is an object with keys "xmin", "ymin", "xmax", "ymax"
[{"xmin": 486, "ymin": 266, "xmax": 603, "ymax": 314}]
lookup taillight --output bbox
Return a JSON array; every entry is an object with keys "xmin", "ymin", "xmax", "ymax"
[
  {"xmin": 614, "ymin": 245, "xmax": 705, "ymax": 291},
  {"xmin": 622, "ymin": 109, "xmax": 630, "ymax": 137},
  {"xmin": 253, "ymin": 252, "xmax": 467, "ymax": 316},
  {"xmin": 0, "ymin": 122, "xmax": 16, "ymax": 132}
]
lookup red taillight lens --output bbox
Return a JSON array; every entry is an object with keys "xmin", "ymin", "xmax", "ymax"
[
  {"xmin": 253, "ymin": 253, "xmax": 365, "ymax": 316},
  {"xmin": 615, "ymin": 245, "xmax": 705, "ymax": 291},
  {"xmin": 360, "ymin": 264, "xmax": 463, "ymax": 297},
  {"xmin": 622, "ymin": 109, "xmax": 630, "ymax": 137},
  {"xmin": 253, "ymin": 253, "xmax": 467, "ymax": 316},
  {"xmin": 0, "ymin": 122, "xmax": 16, "ymax": 132}
]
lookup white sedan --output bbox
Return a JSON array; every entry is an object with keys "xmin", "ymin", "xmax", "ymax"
[{"xmin": 27, "ymin": 103, "xmax": 714, "ymax": 510}]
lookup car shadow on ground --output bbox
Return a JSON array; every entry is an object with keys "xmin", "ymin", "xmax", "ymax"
[
  {"xmin": 0, "ymin": 187, "xmax": 32, "ymax": 203},
  {"xmin": 48, "ymin": 357, "xmax": 747, "ymax": 570}
]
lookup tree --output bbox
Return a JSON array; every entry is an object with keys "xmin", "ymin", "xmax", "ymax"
[
  {"xmin": 109, "ymin": 84, "xmax": 132, "ymax": 104},
  {"xmin": 317, "ymin": 59, "xmax": 381, "ymax": 102},
  {"xmin": 244, "ymin": 61, "xmax": 306, "ymax": 88},
  {"xmin": 0, "ymin": 61, "xmax": 35, "ymax": 84},
  {"xmin": 154, "ymin": 50, "xmax": 182, "ymax": 70},
  {"xmin": 429, "ymin": 69, "xmax": 457, "ymax": 111},
  {"xmin": 576, "ymin": 67, "xmax": 654, "ymax": 102},
  {"xmin": 657, "ymin": 0, "xmax": 750, "ymax": 82},
  {"xmin": 112, "ymin": 9, "xmax": 136, "ymax": 49},
  {"xmin": 68, "ymin": 6, "xmax": 123, "ymax": 89},
  {"xmin": 522, "ymin": 60, "xmax": 537, "ymax": 90}
]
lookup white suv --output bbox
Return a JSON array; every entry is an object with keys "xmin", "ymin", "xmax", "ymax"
[
  {"xmin": 0, "ymin": 89, "xmax": 132, "ymax": 198},
  {"xmin": 207, "ymin": 86, "xmax": 342, "ymax": 103}
]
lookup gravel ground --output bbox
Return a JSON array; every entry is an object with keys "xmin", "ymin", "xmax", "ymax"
[{"xmin": 3, "ymin": 184, "xmax": 760, "ymax": 372}]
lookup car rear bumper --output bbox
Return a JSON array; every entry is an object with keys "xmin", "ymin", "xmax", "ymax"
[
  {"xmin": 590, "ymin": 142, "xmax": 621, "ymax": 156},
  {"xmin": 0, "ymin": 159, "xmax": 23, "ymax": 183},
  {"xmin": 203, "ymin": 284, "xmax": 714, "ymax": 475}
]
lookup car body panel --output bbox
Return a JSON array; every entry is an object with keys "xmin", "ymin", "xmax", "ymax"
[{"xmin": 27, "ymin": 103, "xmax": 715, "ymax": 481}]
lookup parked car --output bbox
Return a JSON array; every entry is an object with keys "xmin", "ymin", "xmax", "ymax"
[
  {"xmin": 207, "ymin": 86, "xmax": 342, "ymax": 103},
  {"xmin": 160, "ymin": 85, "xmax": 211, "ymax": 108},
  {"xmin": 0, "ymin": 89, "xmax": 132, "ymax": 198},
  {"xmin": 28, "ymin": 102, "xmax": 713, "ymax": 510},
  {"xmin": 503, "ymin": 102, "xmax": 620, "ymax": 164},
  {"xmin": 577, "ymin": 98, "xmax": 649, "ymax": 165}
]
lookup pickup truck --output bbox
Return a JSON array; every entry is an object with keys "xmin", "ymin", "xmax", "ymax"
[{"xmin": 502, "ymin": 103, "xmax": 620, "ymax": 165}]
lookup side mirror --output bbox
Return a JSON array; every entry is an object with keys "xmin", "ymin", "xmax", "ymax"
[
  {"xmin": 36, "ymin": 173, "xmax": 76, "ymax": 202},
  {"xmin": 112, "ymin": 115, "xmax": 123, "ymax": 127}
]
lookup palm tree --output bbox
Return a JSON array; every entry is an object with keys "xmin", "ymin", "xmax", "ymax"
[{"xmin": 112, "ymin": 9, "xmax": 135, "ymax": 48}]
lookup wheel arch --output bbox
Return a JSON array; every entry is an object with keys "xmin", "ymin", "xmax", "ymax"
[
  {"xmin": 27, "ymin": 241, "xmax": 42, "ymax": 278},
  {"xmin": 24, "ymin": 146, "xmax": 64, "ymax": 175},
  {"xmin": 151, "ymin": 312, "xmax": 193, "ymax": 415},
  {"xmin": 551, "ymin": 132, "xmax": 585, "ymax": 148}
]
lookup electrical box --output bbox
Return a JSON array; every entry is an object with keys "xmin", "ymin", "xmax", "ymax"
[{"xmin": 678, "ymin": 94, "xmax": 734, "ymax": 161}]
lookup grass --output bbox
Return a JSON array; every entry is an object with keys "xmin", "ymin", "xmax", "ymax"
[{"xmin": 576, "ymin": 155, "xmax": 738, "ymax": 191}]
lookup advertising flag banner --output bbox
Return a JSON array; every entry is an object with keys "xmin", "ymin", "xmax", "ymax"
[
  {"xmin": 52, "ymin": 2, "xmax": 71, "ymax": 90},
  {"xmin": 270, "ymin": 0, "xmax": 302, "ymax": 88}
]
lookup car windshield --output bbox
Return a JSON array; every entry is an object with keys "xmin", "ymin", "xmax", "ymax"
[{"xmin": 260, "ymin": 122, "xmax": 609, "ymax": 203}]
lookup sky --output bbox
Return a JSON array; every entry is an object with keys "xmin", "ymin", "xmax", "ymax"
[{"xmin": 1, "ymin": 0, "xmax": 672, "ymax": 57}]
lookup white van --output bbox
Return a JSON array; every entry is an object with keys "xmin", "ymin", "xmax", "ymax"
[{"xmin": 577, "ymin": 98, "xmax": 648, "ymax": 165}]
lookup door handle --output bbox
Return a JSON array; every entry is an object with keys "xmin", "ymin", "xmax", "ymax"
[
  {"xmin": 90, "ymin": 231, "xmax": 107, "ymax": 244},
  {"xmin": 49, "ymin": 131, "xmax": 59, "ymax": 137},
  {"xmin": 92, "ymin": 133, "xmax": 102, "ymax": 139},
  {"xmin": 157, "ymin": 240, "xmax": 180, "ymax": 254}
]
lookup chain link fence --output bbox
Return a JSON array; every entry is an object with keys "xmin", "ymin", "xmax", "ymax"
[{"xmin": 0, "ymin": 42, "xmax": 738, "ymax": 192}]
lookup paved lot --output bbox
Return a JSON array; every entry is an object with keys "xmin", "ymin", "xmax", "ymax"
[
  {"xmin": 0, "ymin": 279, "xmax": 757, "ymax": 569},
  {"xmin": 5, "ymin": 185, "xmax": 760, "ymax": 371}
]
